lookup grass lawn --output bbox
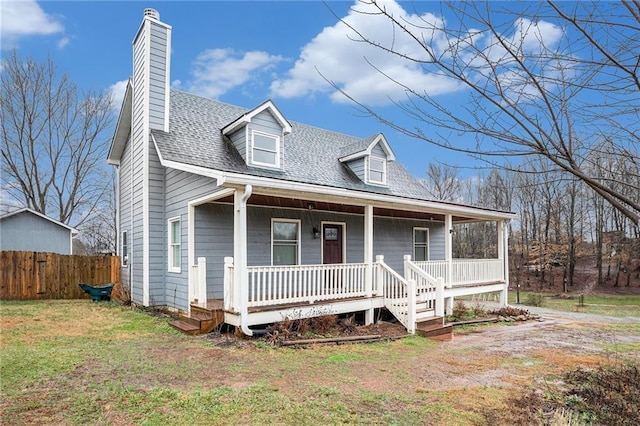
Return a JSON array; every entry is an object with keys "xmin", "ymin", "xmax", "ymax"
[
  {"xmin": 1, "ymin": 299, "xmax": 639, "ymax": 425},
  {"xmin": 509, "ymin": 291, "xmax": 640, "ymax": 317}
]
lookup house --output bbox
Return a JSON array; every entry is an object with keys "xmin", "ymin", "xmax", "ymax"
[
  {"xmin": 0, "ymin": 208, "xmax": 78, "ymax": 255},
  {"xmin": 107, "ymin": 9, "xmax": 516, "ymax": 336}
]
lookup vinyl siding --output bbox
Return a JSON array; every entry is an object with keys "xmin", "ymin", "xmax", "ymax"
[
  {"xmin": 373, "ymin": 217, "xmax": 445, "ymax": 272},
  {"xmin": 119, "ymin": 135, "xmax": 133, "ymax": 290},
  {"xmin": 164, "ymin": 169, "xmax": 219, "ymax": 310},
  {"xmin": 148, "ymin": 21, "xmax": 169, "ymax": 131},
  {"xmin": 0, "ymin": 213, "xmax": 71, "ymax": 254},
  {"xmin": 148, "ymin": 141, "xmax": 165, "ymax": 305},
  {"xmin": 347, "ymin": 157, "xmax": 366, "ymax": 181},
  {"xmin": 229, "ymin": 128, "xmax": 247, "ymax": 163},
  {"xmin": 370, "ymin": 143, "xmax": 386, "ymax": 158},
  {"xmin": 131, "ymin": 27, "xmax": 146, "ymax": 305}
]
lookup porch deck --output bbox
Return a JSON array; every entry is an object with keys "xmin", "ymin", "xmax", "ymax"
[{"xmin": 184, "ymin": 255, "xmax": 507, "ymax": 335}]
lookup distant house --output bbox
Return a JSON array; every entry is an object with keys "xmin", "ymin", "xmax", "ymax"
[
  {"xmin": 0, "ymin": 208, "xmax": 78, "ymax": 255},
  {"xmin": 108, "ymin": 9, "xmax": 516, "ymax": 336}
]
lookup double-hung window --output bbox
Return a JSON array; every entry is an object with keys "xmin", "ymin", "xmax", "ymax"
[
  {"xmin": 413, "ymin": 228, "xmax": 429, "ymax": 261},
  {"xmin": 369, "ymin": 156, "xmax": 387, "ymax": 184},
  {"xmin": 168, "ymin": 217, "xmax": 181, "ymax": 272},
  {"xmin": 272, "ymin": 219, "xmax": 300, "ymax": 265},
  {"xmin": 252, "ymin": 130, "xmax": 280, "ymax": 167}
]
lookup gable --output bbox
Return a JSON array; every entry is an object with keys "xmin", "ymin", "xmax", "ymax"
[{"xmin": 107, "ymin": 80, "xmax": 133, "ymax": 165}]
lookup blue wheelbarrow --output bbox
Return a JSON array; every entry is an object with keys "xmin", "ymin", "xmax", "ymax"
[{"xmin": 79, "ymin": 282, "xmax": 114, "ymax": 302}]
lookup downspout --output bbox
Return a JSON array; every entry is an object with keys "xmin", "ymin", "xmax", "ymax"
[{"xmin": 239, "ymin": 184, "xmax": 253, "ymax": 336}]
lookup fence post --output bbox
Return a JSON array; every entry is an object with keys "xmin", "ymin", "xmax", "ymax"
[
  {"xmin": 407, "ymin": 279, "xmax": 416, "ymax": 334},
  {"xmin": 197, "ymin": 257, "xmax": 207, "ymax": 305},
  {"xmin": 435, "ymin": 277, "xmax": 445, "ymax": 318}
]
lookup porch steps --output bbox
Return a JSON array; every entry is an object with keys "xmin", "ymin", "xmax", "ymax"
[
  {"xmin": 415, "ymin": 316, "xmax": 453, "ymax": 340},
  {"xmin": 169, "ymin": 300, "xmax": 225, "ymax": 335}
]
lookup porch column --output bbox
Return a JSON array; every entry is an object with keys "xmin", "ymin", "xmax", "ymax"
[
  {"xmin": 499, "ymin": 220, "xmax": 509, "ymax": 307},
  {"xmin": 234, "ymin": 185, "xmax": 253, "ymax": 335},
  {"xmin": 364, "ymin": 204, "xmax": 375, "ymax": 325},
  {"xmin": 444, "ymin": 213, "xmax": 454, "ymax": 315}
]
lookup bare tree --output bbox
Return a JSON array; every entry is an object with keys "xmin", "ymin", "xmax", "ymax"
[
  {"xmin": 331, "ymin": 0, "xmax": 640, "ymax": 224},
  {"xmin": 1, "ymin": 51, "xmax": 113, "ymax": 227},
  {"xmin": 424, "ymin": 162, "xmax": 461, "ymax": 201}
]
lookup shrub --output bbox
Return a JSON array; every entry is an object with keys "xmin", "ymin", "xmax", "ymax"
[{"xmin": 525, "ymin": 293, "xmax": 545, "ymax": 307}]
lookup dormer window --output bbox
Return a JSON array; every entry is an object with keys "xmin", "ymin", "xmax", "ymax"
[
  {"xmin": 251, "ymin": 130, "xmax": 280, "ymax": 167},
  {"xmin": 368, "ymin": 156, "xmax": 387, "ymax": 185}
]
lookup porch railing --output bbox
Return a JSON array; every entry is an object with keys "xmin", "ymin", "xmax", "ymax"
[
  {"xmin": 246, "ymin": 262, "xmax": 369, "ymax": 307},
  {"xmin": 415, "ymin": 259, "xmax": 504, "ymax": 286},
  {"xmin": 377, "ymin": 255, "xmax": 415, "ymax": 333},
  {"xmin": 404, "ymin": 256, "xmax": 437, "ymax": 311}
]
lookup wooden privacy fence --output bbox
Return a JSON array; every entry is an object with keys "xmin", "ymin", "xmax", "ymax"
[{"xmin": 0, "ymin": 251, "xmax": 121, "ymax": 300}]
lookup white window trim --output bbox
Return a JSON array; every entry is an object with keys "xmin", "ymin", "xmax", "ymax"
[
  {"xmin": 271, "ymin": 218, "xmax": 301, "ymax": 266},
  {"xmin": 413, "ymin": 227, "xmax": 430, "ymax": 261},
  {"xmin": 368, "ymin": 156, "xmax": 387, "ymax": 185},
  {"xmin": 168, "ymin": 216, "xmax": 181, "ymax": 273},
  {"xmin": 121, "ymin": 230, "xmax": 128, "ymax": 267},
  {"xmin": 251, "ymin": 130, "xmax": 280, "ymax": 168}
]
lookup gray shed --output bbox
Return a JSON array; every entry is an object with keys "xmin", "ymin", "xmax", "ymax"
[{"xmin": 0, "ymin": 208, "xmax": 78, "ymax": 255}]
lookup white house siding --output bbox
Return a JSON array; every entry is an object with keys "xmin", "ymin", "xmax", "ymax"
[
  {"xmin": 164, "ymin": 168, "xmax": 219, "ymax": 310},
  {"xmin": 373, "ymin": 216, "xmax": 445, "ymax": 272},
  {"xmin": 0, "ymin": 213, "xmax": 71, "ymax": 254},
  {"xmin": 148, "ymin": 141, "xmax": 165, "ymax": 306},
  {"xmin": 119, "ymin": 135, "xmax": 133, "ymax": 290}
]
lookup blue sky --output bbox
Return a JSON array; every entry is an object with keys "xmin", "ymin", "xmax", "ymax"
[{"xmin": 1, "ymin": 0, "xmax": 567, "ymax": 180}]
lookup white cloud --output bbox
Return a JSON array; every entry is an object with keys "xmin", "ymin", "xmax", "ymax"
[
  {"xmin": 270, "ymin": 0, "xmax": 459, "ymax": 106},
  {"xmin": 270, "ymin": 0, "xmax": 567, "ymax": 107},
  {"xmin": 180, "ymin": 48, "xmax": 284, "ymax": 99},
  {"xmin": 108, "ymin": 80, "xmax": 128, "ymax": 111},
  {"xmin": 57, "ymin": 36, "xmax": 70, "ymax": 49},
  {"xmin": 0, "ymin": 0, "xmax": 64, "ymax": 46}
]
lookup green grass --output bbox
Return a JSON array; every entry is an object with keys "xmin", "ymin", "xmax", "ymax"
[
  {"xmin": 1, "ymin": 299, "xmax": 638, "ymax": 425},
  {"xmin": 510, "ymin": 292, "xmax": 640, "ymax": 316}
]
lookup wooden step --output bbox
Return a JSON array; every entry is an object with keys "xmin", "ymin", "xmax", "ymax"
[
  {"xmin": 170, "ymin": 299, "xmax": 226, "ymax": 335},
  {"xmin": 169, "ymin": 319, "xmax": 201, "ymax": 335},
  {"xmin": 415, "ymin": 316, "xmax": 452, "ymax": 340}
]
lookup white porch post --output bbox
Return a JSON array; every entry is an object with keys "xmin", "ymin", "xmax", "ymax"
[
  {"xmin": 234, "ymin": 185, "xmax": 253, "ymax": 335},
  {"xmin": 499, "ymin": 220, "xmax": 509, "ymax": 307},
  {"xmin": 444, "ymin": 213, "xmax": 454, "ymax": 315},
  {"xmin": 223, "ymin": 256, "xmax": 234, "ymax": 311},
  {"xmin": 407, "ymin": 279, "xmax": 416, "ymax": 334},
  {"xmin": 197, "ymin": 257, "xmax": 207, "ymax": 305},
  {"xmin": 364, "ymin": 204, "xmax": 374, "ymax": 325}
]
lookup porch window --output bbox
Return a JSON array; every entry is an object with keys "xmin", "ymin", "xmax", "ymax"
[
  {"xmin": 413, "ymin": 228, "xmax": 430, "ymax": 261},
  {"xmin": 168, "ymin": 217, "xmax": 181, "ymax": 273},
  {"xmin": 252, "ymin": 130, "xmax": 280, "ymax": 167},
  {"xmin": 272, "ymin": 219, "xmax": 300, "ymax": 265},
  {"xmin": 369, "ymin": 156, "xmax": 387, "ymax": 184},
  {"xmin": 121, "ymin": 231, "xmax": 128, "ymax": 266}
]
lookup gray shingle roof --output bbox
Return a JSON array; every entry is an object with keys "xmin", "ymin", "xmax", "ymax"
[{"xmin": 152, "ymin": 89, "xmax": 431, "ymax": 200}]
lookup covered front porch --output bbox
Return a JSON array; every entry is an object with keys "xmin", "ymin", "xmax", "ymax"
[{"xmin": 182, "ymin": 187, "xmax": 508, "ymax": 335}]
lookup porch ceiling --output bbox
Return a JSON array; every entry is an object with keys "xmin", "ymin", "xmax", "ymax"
[
  {"xmin": 214, "ymin": 194, "xmax": 497, "ymax": 222},
  {"xmin": 215, "ymin": 194, "xmax": 491, "ymax": 222}
]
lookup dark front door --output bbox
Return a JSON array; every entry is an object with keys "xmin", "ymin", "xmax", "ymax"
[{"xmin": 322, "ymin": 224, "xmax": 343, "ymax": 264}]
